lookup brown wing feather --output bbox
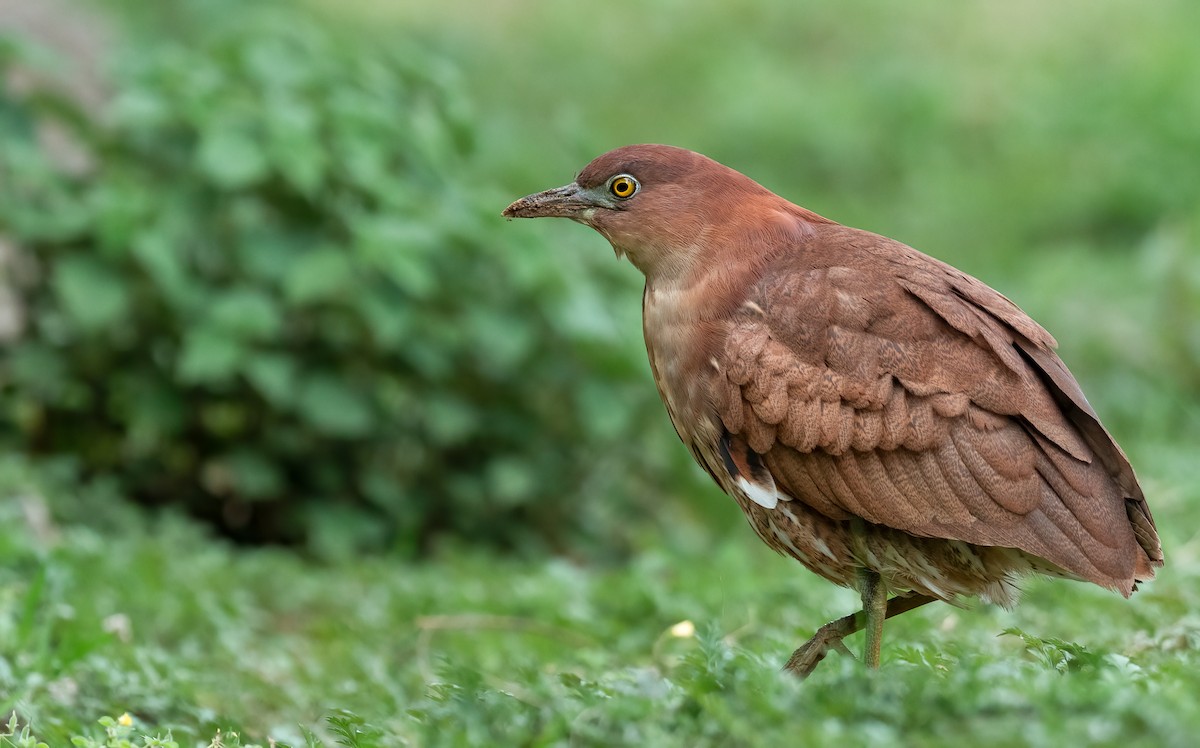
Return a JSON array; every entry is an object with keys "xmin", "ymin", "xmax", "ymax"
[{"xmin": 715, "ymin": 226, "xmax": 1161, "ymax": 593}]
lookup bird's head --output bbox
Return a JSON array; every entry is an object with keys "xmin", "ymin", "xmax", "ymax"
[{"xmin": 504, "ymin": 144, "xmax": 812, "ymax": 281}]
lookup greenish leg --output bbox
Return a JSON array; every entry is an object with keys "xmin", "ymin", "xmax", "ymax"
[
  {"xmin": 784, "ymin": 591, "xmax": 935, "ymax": 678},
  {"xmin": 858, "ymin": 568, "xmax": 888, "ymax": 670}
]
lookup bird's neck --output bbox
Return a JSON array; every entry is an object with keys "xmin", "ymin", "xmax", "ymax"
[
  {"xmin": 641, "ymin": 256, "xmax": 758, "ymax": 442},
  {"xmin": 638, "ymin": 205, "xmax": 830, "ymax": 434}
]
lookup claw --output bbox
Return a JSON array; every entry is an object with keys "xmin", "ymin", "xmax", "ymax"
[{"xmin": 783, "ymin": 618, "xmax": 858, "ymax": 678}]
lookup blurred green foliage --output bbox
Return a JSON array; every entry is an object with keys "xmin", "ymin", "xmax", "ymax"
[
  {"xmin": 3, "ymin": 0, "xmax": 1199, "ymax": 561},
  {"xmin": 0, "ymin": 9, "xmax": 684, "ymax": 556},
  {"xmin": 1, "ymin": 0, "xmax": 1197, "ymax": 566}
]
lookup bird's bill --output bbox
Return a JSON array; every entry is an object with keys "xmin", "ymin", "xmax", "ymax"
[{"xmin": 502, "ymin": 182, "xmax": 594, "ymax": 219}]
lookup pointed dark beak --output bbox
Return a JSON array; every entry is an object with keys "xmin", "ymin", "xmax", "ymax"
[{"xmin": 502, "ymin": 182, "xmax": 593, "ymax": 219}]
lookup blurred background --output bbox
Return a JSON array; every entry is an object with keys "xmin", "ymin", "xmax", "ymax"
[{"xmin": 1, "ymin": 0, "xmax": 1198, "ymax": 743}]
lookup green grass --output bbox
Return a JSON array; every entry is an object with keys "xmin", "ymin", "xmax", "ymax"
[{"xmin": 2, "ymin": 437, "xmax": 1198, "ymax": 747}]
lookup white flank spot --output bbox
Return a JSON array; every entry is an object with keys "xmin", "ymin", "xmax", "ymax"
[
  {"xmin": 742, "ymin": 300, "xmax": 766, "ymax": 316},
  {"xmin": 738, "ymin": 476, "xmax": 778, "ymax": 509}
]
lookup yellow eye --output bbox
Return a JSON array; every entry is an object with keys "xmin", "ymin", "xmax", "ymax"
[{"xmin": 608, "ymin": 174, "xmax": 639, "ymax": 199}]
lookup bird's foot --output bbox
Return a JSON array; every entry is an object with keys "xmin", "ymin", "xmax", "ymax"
[{"xmin": 782, "ymin": 619, "xmax": 857, "ymax": 679}]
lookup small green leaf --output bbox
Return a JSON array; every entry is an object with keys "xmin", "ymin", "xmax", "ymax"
[
  {"xmin": 353, "ymin": 217, "xmax": 438, "ymax": 297},
  {"xmin": 117, "ymin": 375, "xmax": 186, "ymax": 450},
  {"xmin": 198, "ymin": 127, "xmax": 269, "ymax": 188},
  {"xmin": 53, "ymin": 256, "xmax": 130, "ymax": 331},
  {"xmin": 357, "ymin": 293, "xmax": 412, "ymax": 348},
  {"xmin": 284, "ymin": 248, "xmax": 354, "ymax": 303},
  {"xmin": 177, "ymin": 327, "xmax": 244, "ymax": 384},
  {"xmin": 423, "ymin": 396, "xmax": 477, "ymax": 446},
  {"xmin": 209, "ymin": 288, "xmax": 282, "ymax": 339},
  {"xmin": 244, "ymin": 353, "xmax": 298, "ymax": 405},
  {"xmin": 267, "ymin": 97, "xmax": 325, "ymax": 194},
  {"xmin": 109, "ymin": 88, "xmax": 172, "ymax": 130},
  {"xmin": 359, "ymin": 464, "xmax": 403, "ymax": 509},
  {"xmin": 7, "ymin": 343, "xmax": 67, "ymax": 399},
  {"xmin": 236, "ymin": 228, "xmax": 307, "ymax": 285},
  {"xmin": 486, "ymin": 457, "xmax": 536, "ymax": 506},
  {"xmin": 296, "ymin": 374, "xmax": 374, "ymax": 437},
  {"xmin": 132, "ymin": 227, "xmax": 202, "ymax": 312}
]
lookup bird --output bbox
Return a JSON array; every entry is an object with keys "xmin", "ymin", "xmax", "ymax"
[{"xmin": 503, "ymin": 144, "xmax": 1163, "ymax": 677}]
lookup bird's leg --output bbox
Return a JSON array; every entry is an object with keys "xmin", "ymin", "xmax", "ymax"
[
  {"xmin": 783, "ymin": 592, "xmax": 937, "ymax": 678},
  {"xmin": 858, "ymin": 567, "xmax": 887, "ymax": 670},
  {"xmin": 782, "ymin": 611, "xmax": 858, "ymax": 677}
]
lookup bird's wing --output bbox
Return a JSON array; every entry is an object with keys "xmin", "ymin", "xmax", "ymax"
[{"xmin": 714, "ymin": 227, "xmax": 1160, "ymax": 591}]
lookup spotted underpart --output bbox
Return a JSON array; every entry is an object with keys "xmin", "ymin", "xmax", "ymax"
[{"xmin": 736, "ymin": 485, "xmax": 1070, "ymax": 607}]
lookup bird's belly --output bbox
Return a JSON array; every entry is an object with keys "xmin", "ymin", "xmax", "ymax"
[{"xmin": 737, "ymin": 491, "xmax": 1054, "ymax": 606}]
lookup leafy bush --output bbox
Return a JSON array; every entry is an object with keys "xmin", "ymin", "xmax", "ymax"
[{"xmin": 0, "ymin": 12, "xmax": 688, "ymax": 556}]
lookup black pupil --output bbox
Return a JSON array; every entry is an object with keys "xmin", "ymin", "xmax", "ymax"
[{"xmin": 615, "ymin": 179, "xmax": 631, "ymax": 195}]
